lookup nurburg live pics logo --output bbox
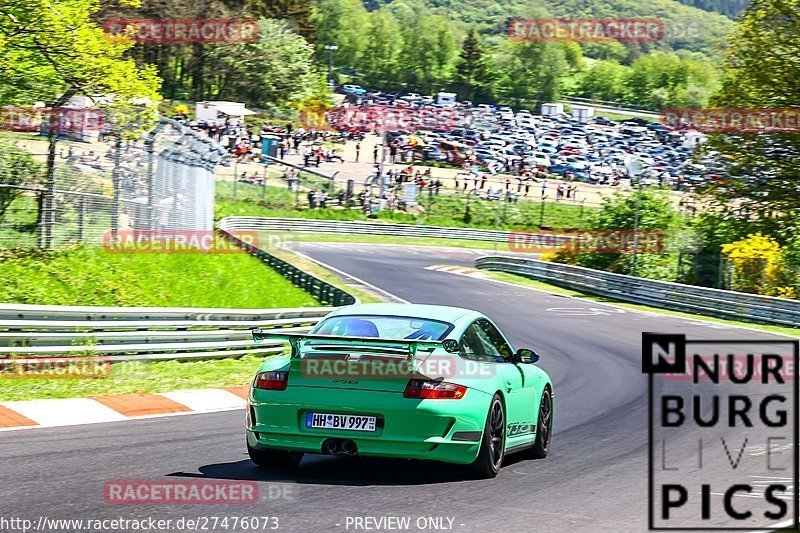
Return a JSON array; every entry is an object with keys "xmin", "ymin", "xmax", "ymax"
[{"xmin": 642, "ymin": 333, "xmax": 799, "ymax": 530}]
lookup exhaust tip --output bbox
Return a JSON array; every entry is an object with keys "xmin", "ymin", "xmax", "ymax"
[
  {"xmin": 340, "ymin": 440, "xmax": 357, "ymax": 456},
  {"xmin": 323, "ymin": 439, "xmax": 339, "ymax": 455}
]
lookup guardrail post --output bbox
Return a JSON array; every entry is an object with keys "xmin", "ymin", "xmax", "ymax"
[{"xmin": 77, "ymin": 199, "xmax": 86, "ymax": 242}]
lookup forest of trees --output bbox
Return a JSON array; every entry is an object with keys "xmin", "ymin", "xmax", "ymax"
[
  {"xmin": 89, "ymin": 0, "xmax": 734, "ymax": 112},
  {"xmin": 313, "ymin": 0, "xmax": 724, "ymax": 109}
]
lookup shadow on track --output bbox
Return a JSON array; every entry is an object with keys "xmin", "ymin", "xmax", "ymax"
[{"xmin": 168, "ymin": 453, "xmax": 536, "ymax": 486}]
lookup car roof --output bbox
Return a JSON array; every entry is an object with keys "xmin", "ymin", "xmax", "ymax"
[{"xmin": 324, "ymin": 303, "xmax": 482, "ymax": 325}]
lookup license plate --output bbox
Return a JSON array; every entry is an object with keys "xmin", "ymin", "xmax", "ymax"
[{"xmin": 305, "ymin": 412, "xmax": 376, "ymax": 432}]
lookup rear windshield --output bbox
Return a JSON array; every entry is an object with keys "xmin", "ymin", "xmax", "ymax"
[{"xmin": 312, "ymin": 315, "xmax": 454, "ymax": 341}]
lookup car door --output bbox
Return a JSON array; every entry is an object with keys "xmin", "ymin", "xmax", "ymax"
[
  {"xmin": 476, "ymin": 319, "xmax": 539, "ymax": 445},
  {"xmin": 458, "ymin": 320, "xmax": 528, "ymax": 444}
]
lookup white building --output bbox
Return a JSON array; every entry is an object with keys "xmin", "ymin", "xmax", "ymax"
[
  {"xmin": 195, "ymin": 101, "xmax": 256, "ymax": 123},
  {"xmin": 436, "ymin": 92, "xmax": 457, "ymax": 106},
  {"xmin": 541, "ymin": 103, "xmax": 564, "ymax": 116},
  {"xmin": 571, "ymin": 105, "xmax": 595, "ymax": 123},
  {"xmin": 682, "ymin": 131, "xmax": 707, "ymax": 148}
]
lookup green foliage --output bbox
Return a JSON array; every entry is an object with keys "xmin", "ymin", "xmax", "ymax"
[
  {"xmin": 699, "ymin": 0, "xmax": 800, "ymax": 232},
  {"xmin": 216, "ymin": 195, "xmax": 598, "ymax": 231},
  {"xmin": 722, "ymin": 233, "xmax": 796, "ymax": 297},
  {"xmin": 209, "ymin": 19, "xmax": 325, "ymax": 110},
  {"xmin": 673, "ymin": 0, "xmax": 750, "ymax": 18},
  {"xmin": 0, "ymin": 355, "xmax": 268, "ymax": 401},
  {"xmin": 492, "ymin": 41, "xmax": 568, "ymax": 108},
  {"xmin": 0, "ymin": 0, "xmax": 161, "ymax": 128},
  {"xmin": 247, "ymin": 0, "xmax": 317, "ymax": 41},
  {"xmin": 569, "ymin": 53, "xmax": 718, "ymax": 108},
  {"xmin": 0, "ymin": 246, "xmax": 318, "ymax": 308},
  {"xmin": 313, "ymin": 0, "xmax": 370, "ymax": 68},
  {"xmin": 548, "ymin": 190, "xmax": 683, "ymax": 277},
  {"xmin": 0, "ymin": 141, "xmax": 41, "ymax": 222}
]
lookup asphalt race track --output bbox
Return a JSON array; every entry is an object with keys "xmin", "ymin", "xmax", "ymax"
[{"xmin": 1, "ymin": 243, "xmax": 794, "ymax": 532}]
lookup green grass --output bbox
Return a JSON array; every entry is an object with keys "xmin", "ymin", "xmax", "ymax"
[
  {"xmin": 215, "ymin": 179, "xmax": 297, "ymax": 205},
  {"xmin": 0, "ymin": 355, "xmax": 273, "ymax": 401},
  {"xmin": 480, "ymin": 269, "xmax": 800, "ymax": 339},
  {"xmin": 0, "ymin": 246, "xmax": 318, "ymax": 308},
  {"xmin": 276, "ymin": 231, "xmax": 512, "ymax": 252},
  {"xmin": 216, "ymin": 193, "xmax": 597, "ymax": 231}
]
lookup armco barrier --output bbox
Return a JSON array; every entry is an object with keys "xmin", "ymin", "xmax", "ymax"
[
  {"xmin": 218, "ymin": 216, "xmax": 510, "ymax": 242},
  {"xmin": 217, "ymin": 223, "xmax": 357, "ymax": 307},
  {"xmin": 475, "ymin": 255, "xmax": 800, "ymax": 328},
  {"xmin": 0, "ymin": 305, "xmax": 333, "ymax": 361}
]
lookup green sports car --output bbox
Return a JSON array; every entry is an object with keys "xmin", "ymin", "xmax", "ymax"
[{"xmin": 246, "ymin": 303, "xmax": 553, "ymax": 478}]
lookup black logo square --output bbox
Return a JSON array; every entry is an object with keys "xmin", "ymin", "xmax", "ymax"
[{"xmin": 642, "ymin": 333, "xmax": 686, "ymax": 374}]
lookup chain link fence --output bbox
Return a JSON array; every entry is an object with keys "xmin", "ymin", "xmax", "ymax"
[{"xmin": 0, "ymin": 116, "xmax": 227, "ymax": 249}]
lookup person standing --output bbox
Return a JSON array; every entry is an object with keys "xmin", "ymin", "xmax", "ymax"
[
  {"xmin": 355, "ymin": 142, "xmax": 361, "ymax": 163},
  {"xmin": 373, "ymin": 144, "xmax": 379, "ymax": 164}
]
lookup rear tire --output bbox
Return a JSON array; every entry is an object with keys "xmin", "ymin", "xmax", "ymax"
[
  {"xmin": 470, "ymin": 394, "xmax": 505, "ymax": 478},
  {"xmin": 527, "ymin": 387, "xmax": 553, "ymax": 459},
  {"xmin": 247, "ymin": 443, "xmax": 303, "ymax": 469}
]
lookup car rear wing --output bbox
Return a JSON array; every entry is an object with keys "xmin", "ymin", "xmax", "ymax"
[{"xmin": 252, "ymin": 330, "xmax": 459, "ymax": 363}]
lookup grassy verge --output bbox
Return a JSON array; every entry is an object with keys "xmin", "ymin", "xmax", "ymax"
[
  {"xmin": 0, "ymin": 355, "xmax": 273, "ymax": 402},
  {"xmin": 215, "ymin": 192, "xmax": 597, "ymax": 231},
  {"xmin": 481, "ymin": 269, "xmax": 800, "ymax": 339},
  {"xmin": 0, "ymin": 246, "xmax": 318, "ymax": 308},
  {"xmin": 267, "ymin": 243, "xmax": 384, "ymax": 304},
  {"xmin": 278, "ymin": 231, "xmax": 512, "ymax": 252}
]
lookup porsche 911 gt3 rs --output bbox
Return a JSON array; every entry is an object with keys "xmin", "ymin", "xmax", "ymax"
[{"xmin": 246, "ymin": 303, "xmax": 553, "ymax": 478}]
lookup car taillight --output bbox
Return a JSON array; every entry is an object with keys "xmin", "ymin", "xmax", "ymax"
[
  {"xmin": 254, "ymin": 371, "xmax": 288, "ymax": 391},
  {"xmin": 404, "ymin": 379, "xmax": 467, "ymax": 399}
]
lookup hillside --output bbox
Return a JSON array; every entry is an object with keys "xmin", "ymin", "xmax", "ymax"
[
  {"xmin": 673, "ymin": 0, "xmax": 748, "ymax": 18},
  {"xmin": 371, "ymin": 0, "xmax": 733, "ymax": 57}
]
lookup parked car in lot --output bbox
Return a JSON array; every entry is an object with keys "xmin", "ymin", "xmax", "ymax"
[
  {"xmin": 334, "ymin": 87, "xmax": 705, "ymax": 189},
  {"xmin": 413, "ymin": 145, "xmax": 448, "ymax": 162},
  {"xmin": 342, "ymin": 84, "xmax": 367, "ymax": 95}
]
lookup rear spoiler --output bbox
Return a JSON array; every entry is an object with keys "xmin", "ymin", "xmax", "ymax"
[{"xmin": 252, "ymin": 330, "xmax": 459, "ymax": 363}]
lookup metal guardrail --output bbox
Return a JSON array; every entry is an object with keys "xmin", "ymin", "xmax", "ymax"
[
  {"xmin": 0, "ymin": 218, "xmax": 359, "ymax": 362},
  {"xmin": 0, "ymin": 305, "xmax": 333, "ymax": 361},
  {"xmin": 475, "ymin": 256, "xmax": 800, "ymax": 328},
  {"xmin": 561, "ymin": 96, "xmax": 658, "ymax": 112},
  {"xmin": 219, "ymin": 216, "xmax": 512, "ymax": 242},
  {"xmin": 217, "ymin": 222, "xmax": 357, "ymax": 307}
]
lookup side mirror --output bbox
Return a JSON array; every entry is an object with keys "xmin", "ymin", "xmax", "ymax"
[
  {"xmin": 514, "ymin": 348, "xmax": 539, "ymax": 364},
  {"xmin": 442, "ymin": 339, "xmax": 460, "ymax": 353}
]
